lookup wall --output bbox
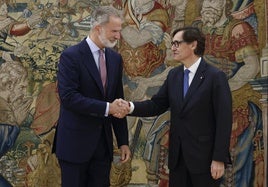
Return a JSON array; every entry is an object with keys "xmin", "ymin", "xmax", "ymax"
[{"xmin": 0, "ymin": 0, "xmax": 266, "ymax": 186}]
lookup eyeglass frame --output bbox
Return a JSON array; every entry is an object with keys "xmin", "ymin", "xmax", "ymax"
[{"xmin": 171, "ymin": 40, "xmax": 185, "ymax": 48}]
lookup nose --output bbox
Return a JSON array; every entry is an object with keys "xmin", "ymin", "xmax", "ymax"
[
  {"xmin": 115, "ymin": 32, "xmax": 121, "ymax": 39},
  {"xmin": 171, "ymin": 45, "xmax": 177, "ymax": 51}
]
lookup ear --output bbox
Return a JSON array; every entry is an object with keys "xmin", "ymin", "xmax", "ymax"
[
  {"xmin": 191, "ymin": 40, "xmax": 197, "ymax": 51},
  {"xmin": 95, "ymin": 25, "xmax": 102, "ymax": 34}
]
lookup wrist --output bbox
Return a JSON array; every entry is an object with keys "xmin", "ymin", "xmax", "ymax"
[{"xmin": 128, "ymin": 102, "xmax": 134, "ymax": 114}]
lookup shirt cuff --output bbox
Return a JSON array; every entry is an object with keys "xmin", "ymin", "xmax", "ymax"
[
  {"xmin": 105, "ymin": 102, "xmax": 109, "ymax": 117},
  {"xmin": 129, "ymin": 102, "xmax": 134, "ymax": 114}
]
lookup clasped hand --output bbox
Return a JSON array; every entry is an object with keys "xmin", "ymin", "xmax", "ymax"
[{"xmin": 109, "ymin": 98, "xmax": 130, "ymax": 118}]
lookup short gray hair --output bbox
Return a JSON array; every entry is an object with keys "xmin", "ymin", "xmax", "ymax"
[{"xmin": 90, "ymin": 6, "xmax": 124, "ymax": 28}]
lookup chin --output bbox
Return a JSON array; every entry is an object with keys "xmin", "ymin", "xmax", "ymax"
[{"xmin": 106, "ymin": 42, "xmax": 117, "ymax": 48}]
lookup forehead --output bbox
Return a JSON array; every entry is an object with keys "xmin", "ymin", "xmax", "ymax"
[
  {"xmin": 103, "ymin": 16, "xmax": 123, "ymax": 28},
  {"xmin": 173, "ymin": 31, "xmax": 183, "ymax": 40},
  {"xmin": 108, "ymin": 16, "xmax": 123, "ymax": 24}
]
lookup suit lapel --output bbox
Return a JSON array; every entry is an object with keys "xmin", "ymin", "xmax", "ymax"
[
  {"xmin": 100, "ymin": 48, "xmax": 119, "ymax": 97},
  {"xmin": 79, "ymin": 39, "xmax": 105, "ymax": 95},
  {"xmin": 170, "ymin": 66, "xmax": 184, "ymax": 113},
  {"xmin": 185, "ymin": 60, "xmax": 206, "ymax": 100},
  {"xmin": 104, "ymin": 49, "xmax": 113, "ymax": 97},
  {"xmin": 180, "ymin": 59, "xmax": 206, "ymax": 111},
  {"xmin": 176, "ymin": 67, "xmax": 184, "ymax": 104}
]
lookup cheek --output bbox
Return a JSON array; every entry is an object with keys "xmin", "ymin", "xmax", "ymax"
[
  {"xmin": 174, "ymin": 49, "xmax": 190, "ymax": 60},
  {"xmin": 173, "ymin": 53, "xmax": 182, "ymax": 61},
  {"xmin": 183, "ymin": 47, "xmax": 193, "ymax": 54},
  {"xmin": 104, "ymin": 32, "xmax": 113, "ymax": 38}
]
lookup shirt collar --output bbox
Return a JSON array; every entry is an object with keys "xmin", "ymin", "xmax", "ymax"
[
  {"xmin": 184, "ymin": 57, "xmax": 201, "ymax": 74},
  {"xmin": 86, "ymin": 36, "xmax": 104, "ymax": 53}
]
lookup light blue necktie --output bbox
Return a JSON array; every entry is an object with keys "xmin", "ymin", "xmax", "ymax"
[{"xmin": 183, "ymin": 69, "xmax": 190, "ymax": 97}]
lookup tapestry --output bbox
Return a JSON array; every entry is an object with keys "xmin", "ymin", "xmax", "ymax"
[{"xmin": 0, "ymin": 0, "xmax": 266, "ymax": 186}]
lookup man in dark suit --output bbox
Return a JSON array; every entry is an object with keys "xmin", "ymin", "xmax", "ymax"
[
  {"xmin": 116, "ymin": 26, "xmax": 232, "ymax": 187},
  {"xmin": 54, "ymin": 6, "xmax": 131, "ymax": 187}
]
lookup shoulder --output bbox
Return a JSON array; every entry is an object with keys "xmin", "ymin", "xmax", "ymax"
[
  {"xmin": 166, "ymin": 65, "xmax": 182, "ymax": 79},
  {"xmin": 106, "ymin": 48, "xmax": 123, "ymax": 64},
  {"xmin": 62, "ymin": 39, "xmax": 87, "ymax": 56},
  {"xmin": 169, "ymin": 65, "xmax": 182, "ymax": 74},
  {"xmin": 106, "ymin": 48, "xmax": 121, "ymax": 57},
  {"xmin": 201, "ymin": 59, "xmax": 224, "ymax": 75}
]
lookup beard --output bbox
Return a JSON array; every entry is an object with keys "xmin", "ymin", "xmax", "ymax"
[{"xmin": 98, "ymin": 28, "xmax": 117, "ymax": 48}]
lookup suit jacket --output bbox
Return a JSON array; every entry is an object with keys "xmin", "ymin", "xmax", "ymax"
[
  {"xmin": 55, "ymin": 38, "xmax": 128, "ymax": 163},
  {"xmin": 132, "ymin": 58, "xmax": 232, "ymax": 173}
]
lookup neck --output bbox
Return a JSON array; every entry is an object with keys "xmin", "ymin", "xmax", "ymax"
[
  {"xmin": 89, "ymin": 33, "xmax": 103, "ymax": 49},
  {"xmin": 183, "ymin": 56, "xmax": 200, "ymax": 68}
]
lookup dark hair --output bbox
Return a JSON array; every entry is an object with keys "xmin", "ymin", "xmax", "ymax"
[{"xmin": 172, "ymin": 26, "xmax": 205, "ymax": 56}]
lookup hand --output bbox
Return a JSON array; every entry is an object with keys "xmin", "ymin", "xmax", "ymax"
[
  {"xmin": 119, "ymin": 145, "xmax": 131, "ymax": 163},
  {"xmin": 210, "ymin": 160, "xmax": 225, "ymax": 180},
  {"xmin": 109, "ymin": 98, "xmax": 129, "ymax": 118}
]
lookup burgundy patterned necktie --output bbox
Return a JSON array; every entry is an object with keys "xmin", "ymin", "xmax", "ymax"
[{"xmin": 99, "ymin": 49, "xmax": 107, "ymax": 91}]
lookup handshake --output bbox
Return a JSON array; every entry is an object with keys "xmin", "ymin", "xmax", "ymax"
[{"xmin": 109, "ymin": 98, "xmax": 131, "ymax": 118}]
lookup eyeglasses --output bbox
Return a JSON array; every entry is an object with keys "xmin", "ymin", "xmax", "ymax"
[{"xmin": 171, "ymin": 40, "xmax": 185, "ymax": 48}]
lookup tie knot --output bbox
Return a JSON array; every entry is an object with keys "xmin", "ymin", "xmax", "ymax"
[
  {"xmin": 184, "ymin": 69, "xmax": 190, "ymax": 75},
  {"xmin": 99, "ymin": 49, "xmax": 104, "ymax": 55}
]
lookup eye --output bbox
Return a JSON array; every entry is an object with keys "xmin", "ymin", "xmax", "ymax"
[{"xmin": 171, "ymin": 40, "xmax": 185, "ymax": 48}]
